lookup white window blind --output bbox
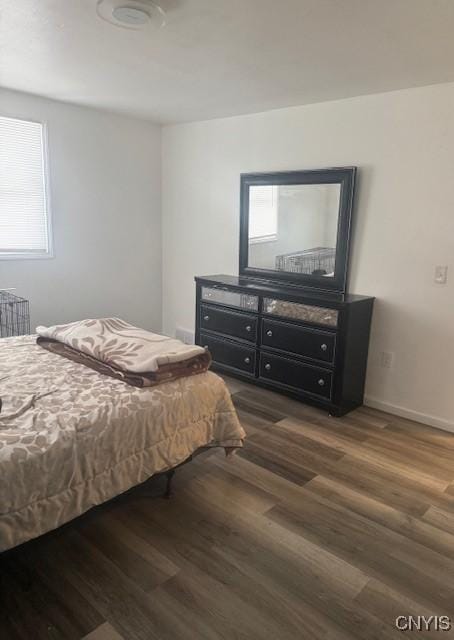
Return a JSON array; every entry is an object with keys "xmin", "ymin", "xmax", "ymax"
[
  {"xmin": 248, "ymin": 185, "xmax": 278, "ymax": 242},
  {"xmin": 0, "ymin": 116, "xmax": 51, "ymax": 258}
]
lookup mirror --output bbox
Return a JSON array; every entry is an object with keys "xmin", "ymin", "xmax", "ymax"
[{"xmin": 239, "ymin": 168, "xmax": 356, "ymax": 292}]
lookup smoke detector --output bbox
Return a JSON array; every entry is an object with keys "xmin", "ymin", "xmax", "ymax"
[{"xmin": 97, "ymin": 0, "xmax": 166, "ymax": 30}]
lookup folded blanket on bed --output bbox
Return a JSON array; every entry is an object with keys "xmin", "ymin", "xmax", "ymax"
[
  {"xmin": 37, "ymin": 337, "xmax": 211, "ymax": 388},
  {"xmin": 36, "ymin": 318, "xmax": 205, "ymax": 372}
]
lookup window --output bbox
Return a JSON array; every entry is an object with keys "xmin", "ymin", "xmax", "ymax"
[
  {"xmin": 0, "ymin": 116, "xmax": 51, "ymax": 258},
  {"xmin": 248, "ymin": 185, "xmax": 278, "ymax": 243}
]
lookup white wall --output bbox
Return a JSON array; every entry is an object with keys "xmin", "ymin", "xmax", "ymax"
[
  {"xmin": 162, "ymin": 82, "xmax": 454, "ymax": 431},
  {"xmin": 0, "ymin": 88, "xmax": 162, "ymax": 332}
]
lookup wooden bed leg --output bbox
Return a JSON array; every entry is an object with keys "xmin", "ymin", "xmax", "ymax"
[{"xmin": 163, "ymin": 469, "xmax": 175, "ymax": 499}]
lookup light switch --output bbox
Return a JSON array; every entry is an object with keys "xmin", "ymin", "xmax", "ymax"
[{"xmin": 434, "ymin": 265, "xmax": 448, "ymax": 285}]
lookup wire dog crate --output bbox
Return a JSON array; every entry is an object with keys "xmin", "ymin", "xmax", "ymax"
[
  {"xmin": 275, "ymin": 247, "xmax": 336, "ymax": 275},
  {"xmin": 0, "ymin": 290, "xmax": 30, "ymax": 338}
]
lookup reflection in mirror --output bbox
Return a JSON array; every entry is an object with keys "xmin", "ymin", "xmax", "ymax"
[{"xmin": 248, "ymin": 183, "xmax": 341, "ymax": 277}]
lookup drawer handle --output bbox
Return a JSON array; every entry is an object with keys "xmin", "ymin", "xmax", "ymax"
[
  {"xmin": 266, "ymin": 330, "xmax": 273, "ymax": 337},
  {"xmin": 203, "ymin": 315, "xmax": 210, "ymax": 321},
  {"xmin": 245, "ymin": 325, "xmax": 252, "ymax": 332},
  {"xmin": 318, "ymin": 378, "xmax": 325, "ymax": 387},
  {"xmin": 265, "ymin": 363, "xmax": 271, "ymax": 371},
  {"xmin": 320, "ymin": 343, "xmax": 328, "ymax": 351},
  {"xmin": 244, "ymin": 357, "xmax": 251, "ymax": 364}
]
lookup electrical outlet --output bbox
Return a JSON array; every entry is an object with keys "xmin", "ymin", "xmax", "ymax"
[
  {"xmin": 434, "ymin": 265, "xmax": 448, "ymax": 285},
  {"xmin": 380, "ymin": 351, "xmax": 394, "ymax": 369},
  {"xmin": 175, "ymin": 327, "xmax": 195, "ymax": 345}
]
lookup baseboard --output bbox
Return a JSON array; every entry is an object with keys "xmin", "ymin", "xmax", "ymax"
[{"xmin": 364, "ymin": 395, "xmax": 454, "ymax": 434}]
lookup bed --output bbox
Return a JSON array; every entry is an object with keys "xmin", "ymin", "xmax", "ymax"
[{"xmin": 0, "ymin": 334, "xmax": 245, "ymax": 552}]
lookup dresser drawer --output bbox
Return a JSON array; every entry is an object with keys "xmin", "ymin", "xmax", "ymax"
[
  {"xmin": 263, "ymin": 297, "xmax": 338, "ymax": 328},
  {"xmin": 200, "ymin": 304, "xmax": 257, "ymax": 342},
  {"xmin": 200, "ymin": 333, "xmax": 256, "ymax": 374},
  {"xmin": 261, "ymin": 319, "xmax": 335, "ymax": 364},
  {"xmin": 259, "ymin": 352, "xmax": 332, "ymax": 399},
  {"xmin": 201, "ymin": 286, "xmax": 259, "ymax": 311}
]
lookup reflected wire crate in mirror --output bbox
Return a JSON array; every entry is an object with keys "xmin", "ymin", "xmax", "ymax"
[{"xmin": 0, "ymin": 290, "xmax": 30, "ymax": 337}]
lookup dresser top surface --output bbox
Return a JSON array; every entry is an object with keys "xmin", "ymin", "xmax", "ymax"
[{"xmin": 195, "ymin": 274, "xmax": 374, "ymax": 306}]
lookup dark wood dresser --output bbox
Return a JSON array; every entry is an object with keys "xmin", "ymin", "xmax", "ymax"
[{"xmin": 195, "ymin": 274, "xmax": 374, "ymax": 416}]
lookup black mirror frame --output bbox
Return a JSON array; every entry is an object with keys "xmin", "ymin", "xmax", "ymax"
[{"xmin": 239, "ymin": 167, "xmax": 356, "ymax": 293}]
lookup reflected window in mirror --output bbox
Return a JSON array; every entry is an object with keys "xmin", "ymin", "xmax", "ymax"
[{"xmin": 249, "ymin": 185, "xmax": 278, "ymax": 243}]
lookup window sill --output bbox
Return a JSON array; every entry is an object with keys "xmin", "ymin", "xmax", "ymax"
[
  {"xmin": 0, "ymin": 251, "xmax": 54, "ymax": 261},
  {"xmin": 249, "ymin": 234, "xmax": 277, "ymax": 245}
]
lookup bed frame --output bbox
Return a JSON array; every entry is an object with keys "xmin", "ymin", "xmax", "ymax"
[
  {"xmin": 1, "ymin": 445, "xmax": 210, "ymax": 575},
  {"xmin": 161, "ymin": 446, "xmax": 209, "ymax": 498}
]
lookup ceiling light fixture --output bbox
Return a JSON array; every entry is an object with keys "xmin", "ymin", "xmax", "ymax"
[{"xmin": 96, "ymin": 0, "xmax": 166, "ymax": 30}]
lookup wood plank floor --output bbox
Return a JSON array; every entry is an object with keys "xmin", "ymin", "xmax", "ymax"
[{"xmin": 1, "ymin": 375, "xmax": 454, "ymax": 639}]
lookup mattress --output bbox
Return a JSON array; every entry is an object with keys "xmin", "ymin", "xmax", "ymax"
[{"xmin": 0, "ymin": 335, "xmax": 245, "ymax": 551}]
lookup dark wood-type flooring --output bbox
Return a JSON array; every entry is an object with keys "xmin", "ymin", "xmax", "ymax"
[{"xmin": 1, "ymin": 375, "xmax": 454, "ymax": 639}]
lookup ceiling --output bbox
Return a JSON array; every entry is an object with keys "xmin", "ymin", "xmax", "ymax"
[{"xmin": 1, "ymin": 0, "xmax": 454, "ymax": 124}]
